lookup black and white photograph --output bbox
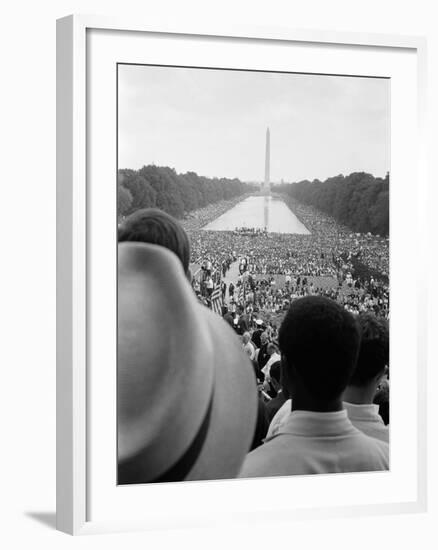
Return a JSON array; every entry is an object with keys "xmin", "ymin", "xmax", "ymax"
[
  {"xmin": 1, "ymin": 0, "xmax": 435, "ymax": 542},
  {"xmin": 117, "ymin": 64, "xmax": 390, "ymax": 484}
]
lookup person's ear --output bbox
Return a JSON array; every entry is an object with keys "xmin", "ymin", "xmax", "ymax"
[{"xmin": 374, "ymin": 367, "xmax": 387, "ymax": 387}]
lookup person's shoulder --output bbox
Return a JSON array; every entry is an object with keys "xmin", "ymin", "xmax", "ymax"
[
  {"xmin": 238, "ymin": 436, "xmax": 291, "ymax": 479},
  {"xmin": 352, "ymin": 418, "xmax": 389, "ymax": 443},
  {"xmin": 366, "ymin": 435, "xmax": 389, "ymax": 468},
  {"xmin": 360, "ymin": 431, "xmax": 389, "ymax": 450},
  {"xmin": 351, "ymin": 429, "xmax": 389, "ymax": 462},
  {"xmin": 364, "ymin": 434, "xmax": 389, "ymax": 455}
]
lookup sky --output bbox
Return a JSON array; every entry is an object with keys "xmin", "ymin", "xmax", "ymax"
[{"xmin": 118, "ymin": 64, "xmax": 390, "ymax": 183}]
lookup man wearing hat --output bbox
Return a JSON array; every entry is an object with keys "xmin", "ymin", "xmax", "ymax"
[{"xmin": 118, "ymin": 242, "xmax": 258, "ymax": 484}]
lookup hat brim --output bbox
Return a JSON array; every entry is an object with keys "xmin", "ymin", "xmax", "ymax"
[
  {"xmin": 118, "ymin": 242, "xmax": 258, "ymax": 483},
  {"xmin": 185, "ymin": 306, "xmax": 258, "ymax": 481}
]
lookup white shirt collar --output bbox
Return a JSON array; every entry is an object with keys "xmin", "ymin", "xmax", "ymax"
[
  {"xmin": 278, "ymin": 409, "xmax": 359, "ymax": 438},
  {"xmin": 343, "ymin": 401, "xmax": 383, "ymax": 423}
]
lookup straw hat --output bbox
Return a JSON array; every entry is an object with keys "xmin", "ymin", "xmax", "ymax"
[{"xmin": 118, "ymin": 242, "xmax": 258, "ymax": 484}]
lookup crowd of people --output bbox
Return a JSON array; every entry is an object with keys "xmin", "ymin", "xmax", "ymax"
[
  {"xmin": 233, "ymin": 226, "xmax": 269, "ymax": 236},
  {"xmin": 117, "ymin": 205, "xmax": 390, "ymax": 484},
  {"xmin": 185, "ymin": 194, "xmax": 389, "ymax": 323}
]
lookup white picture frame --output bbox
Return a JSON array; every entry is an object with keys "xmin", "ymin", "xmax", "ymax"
[{"xmin": 56, "ymin": 14, "xmax": 428, "ymax": 535}]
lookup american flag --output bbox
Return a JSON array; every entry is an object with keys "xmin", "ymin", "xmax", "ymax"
[
  {"xmin": 211, "ymin": 283, "xmax": 223, "ymax": 315},
  {"xmin": 238, "ymin": 281, "xmax": 245, "ymax": 304}
]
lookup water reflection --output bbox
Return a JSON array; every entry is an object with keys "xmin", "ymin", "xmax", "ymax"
[{"xmin": 203, "ymin": 195, "xmax": 310, "ymax": 234}]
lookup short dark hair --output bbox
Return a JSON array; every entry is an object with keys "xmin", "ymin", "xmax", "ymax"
[
  {"xmin": 279, "ymin": 296, "xmax": 361, "ymax": 401},
  {"xmin": 118, "ymin": 208, "xmax": 191, "ymax": 274},
  {"xmin": 349, "ymin": 313, "xmax": 389, "ymax": 386},
  {"xmin": 267, "ymin": 342, "xmax": 277, "ymax": 354}
]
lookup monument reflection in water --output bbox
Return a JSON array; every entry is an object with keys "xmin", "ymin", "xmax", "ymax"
[
  {"xmin": 202, "ymin": 195, "xmax": 311, "ymax": 235},
  {"xmin": 204, "ymin": 127, "xmax": 310, "ymax": 235}
]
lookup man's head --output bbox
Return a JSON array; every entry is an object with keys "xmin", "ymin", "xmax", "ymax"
[
  {"xmin": 118, "ymin": 208, "xmax": 191, "ymax": 276},
  {"xmin": 242, "ymin": 332, "xmax": 251, "ymax": 345},
  {"xmin": 267, "ymin": 343, "xmax": 277, "ymax": 356},
  {"xmin": 279, "ymin": 296, "xmax": 361, "ymax": 403},
  {"xmin": 260, "ymin": 332, "xmax": 268, "ymax": 346},
  {"xmin": 348, "ymin": 313, "xmax": 389, "ymax": 387}
]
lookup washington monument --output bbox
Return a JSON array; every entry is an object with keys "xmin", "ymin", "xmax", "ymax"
[{"xmin": 263, "ymin": 127, "xmax": 271, "ymax": 195}]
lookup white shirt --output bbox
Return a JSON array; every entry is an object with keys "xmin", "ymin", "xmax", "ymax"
[
  {"xmin": 261, "ymin": 352, "xmax": 281, "ymax": 379},
  {"xmin": 239, "ymin": 409, "xmax": 389, "ymax": 478},
  {"xmin": 343, "ymin": 402, "xmax": 389, "ymax": 443},
  {"xmin": 243, "ymin": 341, "xmax": 255, "ymax": 360},
  {"xmin": 265, "ymin": 398, "xmax": 291, "ymax": 439},
  {"xmin": 267, "ymin": 400, "xmax": 390, "ymax": 444}
]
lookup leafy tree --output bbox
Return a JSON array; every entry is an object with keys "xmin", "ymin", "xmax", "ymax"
[
  {"xmin": 117, "ymin": 183, "xmax": 132, "ymax": 216},
  {"xmin": 279, "ymin": 172, "xmax": 389, "ymax": 236},
  {"xmin": 119, "ymin": 169, "xmax": 157, "ymax": 212},
  {"xmin": 117, "ymin": 165, "xmax": 254, "ymax": 219}
]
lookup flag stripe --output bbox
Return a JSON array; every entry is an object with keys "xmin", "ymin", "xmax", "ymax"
[{"xmin": 211, "ymin": 283, "xmax": 222, "ymax": 315}]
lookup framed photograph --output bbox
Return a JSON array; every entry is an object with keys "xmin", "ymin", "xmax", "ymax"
[{"xmin": 57, "ymin": 15, "xmax": 427, "ymax": 535}]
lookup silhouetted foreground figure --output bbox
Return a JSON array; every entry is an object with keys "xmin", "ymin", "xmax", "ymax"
[
  {"xmin": 118, "ymin": 208, "xmax": 191, "ymax": 276},
  {"xmin": 239, "ymin": 296, "xmax": 389, "ymax": 478},
  {"xmin": 118, "ymin": 242, "xmax": 258, "ymax": 483}
]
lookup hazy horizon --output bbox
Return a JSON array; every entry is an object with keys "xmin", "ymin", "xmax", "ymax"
[
  {"xmin": 118, "ymin": 65, "xmax": 390, "ymax": 183},
  {"xmin": 118, "ymin": 163, "xmax": 388, "ymax": 185}
]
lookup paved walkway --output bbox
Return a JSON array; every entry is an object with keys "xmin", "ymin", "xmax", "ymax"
[{"xmin": 222, "ymin": 261, "xmax": 240, "ymax": 305}]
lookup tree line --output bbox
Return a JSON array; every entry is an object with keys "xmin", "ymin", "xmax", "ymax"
[
  {"xmin": 118, "ymin": 165, "xmax": 255, "ymax": 219},
  {"xmin": 277, "ymin": 172, "xmax": 389, "ymax": 236}
]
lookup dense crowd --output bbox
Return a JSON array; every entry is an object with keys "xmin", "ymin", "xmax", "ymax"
[
  {"xmin": 186, "ymin": 194, "xmax": 389, "ymax": 322},
  {"xmin": 232, "ymin": 227, "xmax": 269, "ymax": 236},
  {"xmin": 218, "ymin": 275, "xmax": 389, "ymax": 333},
  {"xmin": 117, "ymin": 206, "xmax": 390, "ymax": 483}
]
